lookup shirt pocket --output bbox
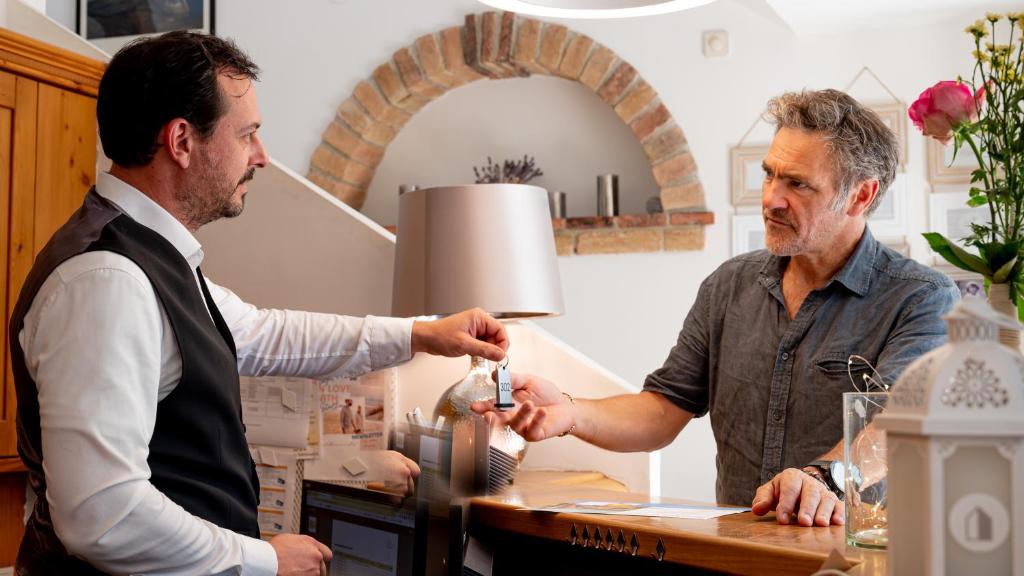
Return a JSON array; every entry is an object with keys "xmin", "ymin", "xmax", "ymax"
[{"xmin": 812, "ymin": 351, "xmax": 881, "ymax": 396}]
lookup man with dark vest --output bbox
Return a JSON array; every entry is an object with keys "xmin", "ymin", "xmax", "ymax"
[{"xmin": 10, "ymin": 31, "xmax": 509, "ymax": 575}]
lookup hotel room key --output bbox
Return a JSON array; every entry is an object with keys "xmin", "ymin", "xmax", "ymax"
[{"xmin": 496, "ymin": 359, "xmax": 514, "ymax": 410}]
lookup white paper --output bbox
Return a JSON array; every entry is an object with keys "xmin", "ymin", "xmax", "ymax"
[
  {"xmin": 304, "ymin": 446, "xmax": 406, "ymax": 486},
  {"xmin": 523, "ymin": 501, "xmax": 749, "ymax": 520},
  {"xmin": 242, "ymin": 377, "xmax": 316, "ymax": 449},
  {"xmin": 252, "ymin": 448, "xmax": 301, "ymax": 538}
]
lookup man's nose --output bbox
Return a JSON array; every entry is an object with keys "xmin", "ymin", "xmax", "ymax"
[
  {"xmin": 251, "ymin": 133, "xmax": 269, "ymax": 168},
  {"xmin": 762, "ymin": 179, "xmax": 788, "ymax": 211}
]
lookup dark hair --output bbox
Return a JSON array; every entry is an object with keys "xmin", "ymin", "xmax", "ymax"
[
  {"xmin": 97, "ymin": 31, "xmax": 260, "ymax": 167},
  {"xmin": 764, "ymin": 89, "xmax": 899, "ymax": 216}
]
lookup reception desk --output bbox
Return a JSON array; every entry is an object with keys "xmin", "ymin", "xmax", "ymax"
[{"xmin": 468, "ymin": 471, "xmax": 886, "ymax": 576}]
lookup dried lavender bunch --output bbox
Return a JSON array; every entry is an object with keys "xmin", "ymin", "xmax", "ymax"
[{"xmin": 473, "ymin": 155, "xmax": 544, "ymax": 184}]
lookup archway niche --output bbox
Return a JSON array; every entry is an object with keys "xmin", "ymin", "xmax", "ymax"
[{"xmin": 307, "ymin": 11, "xmax": 713, "ymax": 255}]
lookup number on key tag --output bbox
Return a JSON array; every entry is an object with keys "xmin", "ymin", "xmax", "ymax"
[{"xmin": 495, "ymin": 357, "xmax": 514, "ymax": 411}]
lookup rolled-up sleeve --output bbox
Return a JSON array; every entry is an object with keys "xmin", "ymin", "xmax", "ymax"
[{"xmin": 643, "ymin": 277, "xmax": 713, "ymax": 417}]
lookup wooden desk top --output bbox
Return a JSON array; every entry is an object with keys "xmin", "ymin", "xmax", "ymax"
[{"xmin": 469, "ymin": 471, "xmax": 886, "ymax": 576}]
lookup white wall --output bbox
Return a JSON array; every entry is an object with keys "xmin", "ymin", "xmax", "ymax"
[
  {"xmin": 8, "ymin": 0, "xmax": 106, "ymax": 59},
  {"xmin": 197, "ymin": 159, "xmax": 397, "ymax": 316},
  {"xmin": 32, "ymin": 0, "xmax": 1009, "ymax": 502}
]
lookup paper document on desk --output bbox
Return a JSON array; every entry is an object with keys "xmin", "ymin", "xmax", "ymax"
[{"xmin": 525, "ymin": 501, "xmax": 749, "ymax": 520}]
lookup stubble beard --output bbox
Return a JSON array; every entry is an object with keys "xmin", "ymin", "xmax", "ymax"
[
  {"xmin": 176, "ymin": 152, "xmax": 255, "ymax": 230},
  {"xmin": 764, "ymin": 207, "xmax": 843, "ymax": 257}
]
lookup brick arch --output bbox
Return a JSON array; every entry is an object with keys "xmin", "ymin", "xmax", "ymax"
[{"xmin": 306, "ymin": 11, "xmax": 704, "ymax": 214}]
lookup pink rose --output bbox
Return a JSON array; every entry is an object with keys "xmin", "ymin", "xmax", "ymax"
[{"xmin": 908, "ymin": 80, "xmax": 984, "ymax": 143}]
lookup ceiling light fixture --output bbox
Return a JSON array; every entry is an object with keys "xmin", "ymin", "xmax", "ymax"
[{"xmin": 476, "ymin": 0, "xmax": 717, "ymax": 19}]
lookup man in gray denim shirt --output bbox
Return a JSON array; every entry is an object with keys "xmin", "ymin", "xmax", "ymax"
[{"xmin": 476, "ymin": 89, "xmax": 958, "ymax": 527}]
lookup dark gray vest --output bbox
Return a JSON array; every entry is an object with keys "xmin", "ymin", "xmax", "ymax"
[{"xmin": 10, "ymin": 189, "xmax": 259, "ymax": 574}]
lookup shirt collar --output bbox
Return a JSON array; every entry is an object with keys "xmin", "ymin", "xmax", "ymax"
[
  {"xmin": 94, "ymin": 172, "xmax": 205, "ymax": 270},
  {"xmin": 759, "ymin": 226, "xmax": 878, "ymax": 297}
]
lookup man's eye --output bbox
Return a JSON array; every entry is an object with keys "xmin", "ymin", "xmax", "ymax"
[{"xmin": 790, "ymin": 180, "xmax": 806, "ymax": 189}]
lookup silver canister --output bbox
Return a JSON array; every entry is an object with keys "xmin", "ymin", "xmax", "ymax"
[
  {"xmin": 547, "ymin": 190, "xmax": 567, "ymax": 219},
  {"xmin": 597, "ymin": 174, "xmax": 619, "ymax": 217}
]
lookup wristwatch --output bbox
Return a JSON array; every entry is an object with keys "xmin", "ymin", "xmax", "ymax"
[{"xmin": 802, "ymin": 460, "xmax": 846, "ymax": 499}]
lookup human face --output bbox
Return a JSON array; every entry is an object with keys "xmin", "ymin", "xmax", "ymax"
[
  {"xmin": 761, "ymin": 127, "xmax": 847, "ymax": 256},
  {"xmin": 178, "ymin": 73, "xmax": 269, "ymax": 229}
]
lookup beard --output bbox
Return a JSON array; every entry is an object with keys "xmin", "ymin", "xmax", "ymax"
[
  {"xmin": 764, "ymin": 207, "xmax": 843, "ymax": 256},
  {"xmin": 176, "ymin": 151, "xmax": 256, "ymax": 230}
]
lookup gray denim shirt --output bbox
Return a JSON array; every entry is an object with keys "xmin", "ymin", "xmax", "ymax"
[{"xmin": 644, "ymin": 228, "xmax": 959, "ymax": 506}]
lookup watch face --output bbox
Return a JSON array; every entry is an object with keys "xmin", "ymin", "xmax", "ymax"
[{"xmin": 828, "ymin": 460, "xmax": 846, "ymax": 484}]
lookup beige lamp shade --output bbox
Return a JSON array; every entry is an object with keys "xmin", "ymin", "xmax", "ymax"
[{"xmin": 392, "ymin": 184, "xmax": 564, "ymax": 319}]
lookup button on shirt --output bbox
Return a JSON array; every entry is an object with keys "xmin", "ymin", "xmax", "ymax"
[
  {"xmin": 18, "ymin": 172, "xmax": 414, "ymax": 575},
  {"xmin": 643, "ymin": 228, "xmax": 958, "ymax": 506}
]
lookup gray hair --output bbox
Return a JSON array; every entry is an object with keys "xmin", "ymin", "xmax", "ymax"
[{"xmin": 763, "ymin": 89, "xmax": 898, "ymax": 216}]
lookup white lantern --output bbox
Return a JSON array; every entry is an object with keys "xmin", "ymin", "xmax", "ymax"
[{"xmin": 877, "ymin": 298, "xmax": 1024, "ymax": 575}]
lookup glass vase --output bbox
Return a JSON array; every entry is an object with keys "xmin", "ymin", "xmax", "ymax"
[
  {"xmin": 844, "ymin": 391, "xmax": 889, "ymax": 549},
  {"xmin": 433, "ymin": 356, "xmax": 528, "ymax": 462}
]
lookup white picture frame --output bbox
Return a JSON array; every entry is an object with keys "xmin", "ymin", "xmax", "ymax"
[
  {"xmin": 732, "ymin": 213, "xmax": 765, "ymax": 257},
  {"xmin": 730, "ymin": 145, "xmax": 769, "ymax": 207},
  {"xmin": 927, "ymin": 191, "xmax": 989, "ymax": 265},
  {"xmin": 927, "ymin": 138, "xmax": 980, "ymax": 186},
  {"xmin": 868, "ymin": 101, "xmax": 908, "ymax": 172},
  {"xmin": 867, "ymin": 173, "xmax": 908, "ymax": 238}
]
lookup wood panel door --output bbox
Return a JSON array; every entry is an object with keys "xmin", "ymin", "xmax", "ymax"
[
  {"xmin": 0, "ymin": 71, "xmax": 15, "ymax": 463},
  {"xmin": 3, "ymin": 75, "xmax": 38, "ymax": 462},
  {"xmin": 33, "ymin": 83, "xmax": 96, "ymax": 252}
]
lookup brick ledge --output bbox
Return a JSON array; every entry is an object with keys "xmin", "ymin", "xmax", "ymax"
[{"xmin": 385, "ymin": 210, "xmax": 714, "ymax": 256}]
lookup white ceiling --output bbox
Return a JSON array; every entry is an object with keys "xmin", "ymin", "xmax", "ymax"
[{"xmin": 763, "ymin": 0, "xmax": 1024, "ymax": 36}]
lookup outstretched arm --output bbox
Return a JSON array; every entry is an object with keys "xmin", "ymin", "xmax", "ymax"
[{"xmin": 473, "ymin": 373, "xmax": 692, "ymax": 452}]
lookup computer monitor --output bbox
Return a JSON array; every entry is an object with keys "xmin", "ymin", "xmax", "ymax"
[{"xmin": 300, "ymin": 480, "xmax": 427, "ymax": 576}]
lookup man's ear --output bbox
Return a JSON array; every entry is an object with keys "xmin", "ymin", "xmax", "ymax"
[
  {"xmin": 846, "ymin": 179, "xmax": 879, "ymax": 218},
  {"xmin": 160, "ymin": 118, "xmax": 195, "ymax": 170}
]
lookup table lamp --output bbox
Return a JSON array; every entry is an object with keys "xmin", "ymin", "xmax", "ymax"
[{"xmin": 392, "ymin": 183, "xmax": 564, "ymax": 462}]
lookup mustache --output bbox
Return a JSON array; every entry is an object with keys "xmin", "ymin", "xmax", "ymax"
[
  {"xmin": 238, "ymin": 168, "xmax": 256, "ymax": 187},
  {"xmin": 764, "ymin": 208, "xmax": 794, "ymax": 227}
]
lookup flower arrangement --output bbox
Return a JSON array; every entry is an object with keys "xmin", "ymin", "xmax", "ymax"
[
  {"xmin": 473, "ymin": 155, "xmax": 544, "ymax": 184},
  {"xmin": 910, "ymin": 13, "xmax": 1024, "ymax": 316}
]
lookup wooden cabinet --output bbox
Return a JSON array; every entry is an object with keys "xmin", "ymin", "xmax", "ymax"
[{"xmin": 0, "ymin": 27, "xmax": 104, "ymax": 566}]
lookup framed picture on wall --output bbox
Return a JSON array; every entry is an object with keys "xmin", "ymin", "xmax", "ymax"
[
  {"xmin": 867, "ymin": 173, "xmax": 908, "ymax": 237},
  {"xmin": 730, "ymin": 145, "xmax": 769, "ymax": 207},
  {"xmin": 926, "ymin": 138, "xmax": 980, "ymax": 186},
  {"xmin": 78, "ymin": 0, "xmax": 214, "ymax": 52},
  {"xmin": 927, "ymin": 191, "xmax": 989, "ymax": 265},
  {"xmin": 732, "ymin": 213, "xmax": 765, "ymax": 257},
  {"xmin": 867, "ymin": 101, "xmax": 908, "ymax": 171}
]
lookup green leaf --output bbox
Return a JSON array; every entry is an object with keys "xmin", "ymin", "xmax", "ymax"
[
  {"xmin": 992, "ymin": 256, "xmax": 1018, "ymax": 283},
  {"xmin": 967, "ymin": 195, "xmax": 989, "ymax": 207},
  {"xmin": 947, "ymin": 241, "xmax": 993, "ymax": 275},
  {"xmin": 922, "ymin": 233, "xmax": 985, "ymax": 274}
]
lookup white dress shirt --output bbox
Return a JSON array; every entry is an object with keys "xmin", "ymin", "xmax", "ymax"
[{"xmin": 18, "ymin": 172, "xmax": 414, "ymax": 575}]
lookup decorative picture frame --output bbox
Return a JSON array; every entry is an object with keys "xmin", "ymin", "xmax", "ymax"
[
  {"xmin": 928, "ymin": 191, "xmax": 989, "ymax": 264},
  {"xmin": 926, "ymin": 138, "xmax": 979, "ymax": 186},
  {"xmin": 730, "ymin": 145, "xmax": 769, "ymax": 207},
  {"xmin": 731, "ymin": 213, "xmax": 765, "ymax": 257},
  {"xmin": 78, "ymin": 0, "xmax": 214, "ymax": 52},
  {"xmin": 867, "ymin": 101, "xmax": 908, "ymax": 172}
]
